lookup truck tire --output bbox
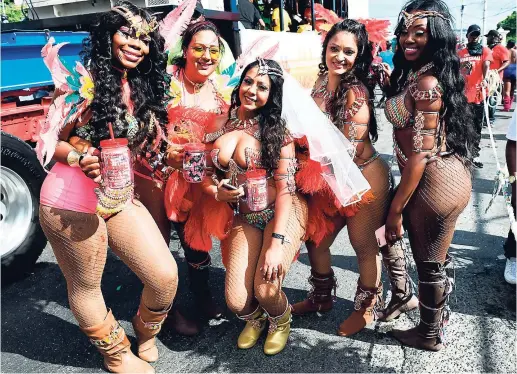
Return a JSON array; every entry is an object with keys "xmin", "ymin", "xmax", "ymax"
[{"xmin": 1, "ymin": 131, "xmax": 47, "ymax": 284}]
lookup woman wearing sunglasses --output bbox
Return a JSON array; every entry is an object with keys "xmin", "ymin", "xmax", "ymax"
[{"xmin": 134, "ymin": 20, "xmax": 229, "ymax": 329}]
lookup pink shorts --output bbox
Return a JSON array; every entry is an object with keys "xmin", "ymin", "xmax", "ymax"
[{"xmin": 40, "ymin": 162, "xmax": 98, "ymax": 214}]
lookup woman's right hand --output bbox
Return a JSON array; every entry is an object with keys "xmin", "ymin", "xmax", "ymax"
[
  {"xmin": 216, "ymin": 179, "xmax": 244, "ymax": 203},
  {"xmin": 80, "ymin": 147, "xmax": 102, "ymax": 183},
  {"xmin": 166, "ymin": 147, "xmax": 185, "ymax": 170}
]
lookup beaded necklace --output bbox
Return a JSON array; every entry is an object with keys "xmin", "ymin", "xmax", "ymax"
[
  {"xmin": 205, "ymin": 107, "xmax": 260, "ymax": 143},
  {"xmin": 406, "ymin": 62, "xmax": 434, "ymax": 87},
  {"xmin": 311, "ymin": 73, "xmax": 335, "ymax": 111}
]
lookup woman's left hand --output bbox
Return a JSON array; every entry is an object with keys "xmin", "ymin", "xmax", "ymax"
[
  {"xmin": 385, "ymin": 211, "xmax": 403, "ymax": 245},
  {"xmin": 261, "ymin": 244, "xmax": 284, "ymax": 283}
]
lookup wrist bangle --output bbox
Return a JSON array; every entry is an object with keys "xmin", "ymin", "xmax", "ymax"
[
  {"xmin": 272, "ymin": 232, "xmax": 290, "ymax": 245},
  {"xmin": 67, "ymin": 150, "xmax": 82, "ymax": 167}
]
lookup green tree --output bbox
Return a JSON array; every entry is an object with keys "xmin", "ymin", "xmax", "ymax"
[
  {"xmin": 3, "ymin": 0, "xmax": 25, "ymax": 23},
  {"xmin": 498, "ymin": 11, "xmax": 516, "ymax": 42}
]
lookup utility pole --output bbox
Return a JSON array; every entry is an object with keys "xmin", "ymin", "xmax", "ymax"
[
  {"xmin": 482, "ymin": 0, "xmax": 487, "ymax": 45},
  {"xmin": 460, "ymin": 0, "xmax": 465, "ymax": 44}
]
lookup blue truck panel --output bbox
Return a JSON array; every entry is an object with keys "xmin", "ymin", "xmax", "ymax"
[{"xmin": 1, "ymin": 31, "xmax": 88, "ymax": 93}]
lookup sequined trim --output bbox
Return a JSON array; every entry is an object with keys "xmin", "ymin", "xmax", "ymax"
[
  {"xmin": 409, "ymin": 83, "xmax": 443, "ymax": 101},
  {"xmin": 385, "ymin": 91, "xmax": 412, "ymax": 129},
  {"xmin": 357, "ymin": 151, "xmax": 380, "ymax": 170},
  {"xmin": 90, "ymin": 323, "xmax": 123, "ymax": 347},
  {"xmin": 274, "ymin": 157, "xmax": 298, "ymax": 195},
  {"xmin": 240, "ymin": 207, "xmax": 275, "ymax": 231}
]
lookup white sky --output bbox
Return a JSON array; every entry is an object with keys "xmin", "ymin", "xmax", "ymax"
[{"xmin": 369, "ymin": 0, "xmax": 516, "ymax": 35}]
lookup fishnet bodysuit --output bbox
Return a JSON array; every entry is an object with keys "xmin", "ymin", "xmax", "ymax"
[
  {"xmin": 223, "ymin": 194, "xmax": 308, "ymax": 316},
  {"xmin": 307, "ymin": 157, "xmax": 391, "ymax": 287},
  {"xmin": 40, "ymin": 201, "xmax": 178, "ymax": 328},
  {"xmin": 384, "ymin": 66, "xmax": 472, "ymax": 264},
  {"xmin": 307, "ymin": 80, "xmax": 392, "ymax": 288}
]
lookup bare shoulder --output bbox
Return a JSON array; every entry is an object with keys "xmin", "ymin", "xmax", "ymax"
[{"xmin": 416, "ymin": 74, "xmax": 439, "ymax": 91}]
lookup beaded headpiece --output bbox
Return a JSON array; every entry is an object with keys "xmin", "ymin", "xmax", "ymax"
[
  {"xmin": 401, "ymin": 10, "xmax": 450, "ymax": 29},
  {"xmin": 257, "ymin": 58, "xmax": 283, "ymax": 78},
  {"xmin": 112, "ymin": 6, "xmax": 158, "ymax": 38}
]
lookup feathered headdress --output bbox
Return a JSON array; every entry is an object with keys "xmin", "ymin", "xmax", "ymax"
[
  {"xmin": 159, "ymin": 0, "xmax": 197, "ymax": 51},
  {"xmin": 356, "ymin": 18, "xmax": 391, "ymax": 52}
]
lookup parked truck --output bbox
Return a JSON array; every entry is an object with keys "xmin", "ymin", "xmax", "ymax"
[{"xmin": 0, "ymin": 1, "xmax": 240, "ymax": 283}]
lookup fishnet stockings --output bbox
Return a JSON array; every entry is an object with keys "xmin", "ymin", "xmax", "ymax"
[
  {"xmin": 134, "ymin": 173, "xmax": 171, "ymax": 245},
  {"xmin": 223, "ymin": 195, "xmax": 308, "ymax": 317},
  {"xmin": 307, "ymin": 157, "xmax": 392, "ymax": 288},
  {"xmin": 40, "ymin": 202, "xmax": 178, "ymax": 328},
  {"xmin": 402, "ymin": 156, "xmax": 471, "ymax": 263}
]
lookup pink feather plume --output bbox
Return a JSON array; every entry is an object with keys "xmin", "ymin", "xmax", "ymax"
[
  {"xmin": 37, "ymin": 94, "xmax": 68, "ymax": 166},
  {"xmin": 235, "ymin": 37, "xmax": 280, "ymax": 73},
  {"xmin": 356, "ymin": 18, "xmax": 391, "ymax": 50},
  {"xmin": 41, "ymin": 38, "xmax": 72, "ymax": 92},
  {"xmin": 159, "ymin": 0, "xmax": 197, "ymax": 51}
]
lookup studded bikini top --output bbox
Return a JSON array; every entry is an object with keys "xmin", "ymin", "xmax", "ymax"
[{"xmin": 384, "ymin": 63, "xmax": 446, "ymax": 161}]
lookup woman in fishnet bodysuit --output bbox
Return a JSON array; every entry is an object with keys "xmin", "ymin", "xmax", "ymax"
[
  {"xmin": 37, "ymin": 2, "xmax": 180, "ymax": 372},
  {"xmin": 383, "ymin": 0, "xmax": 477, "ymax": 351},
  {"xmin": 203, "ymin": 59, "xmax": 307, "ymax": 355},
  {"xmin": 292, "ymin": 19, "xmax": 418, "ymax": 336}
]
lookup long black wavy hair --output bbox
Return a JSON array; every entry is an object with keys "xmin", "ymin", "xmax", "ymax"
[
  {"xmin": 229, "ymin": 59, "xmax": 287, "ymax": 172},
  {"xmin": 320, "ymin": 19, "xmax": 378, "ymax": 142},
  {"xmin": 387, "ymin": 0, "xmax": 478, "ymax": 159},
  {"xmin": 169, "ymin": 20, "xmax": 224, "ymax": 69},
  {"xmin": 81, "ymin": 0, "xmax": 169, "ymax": 148}
]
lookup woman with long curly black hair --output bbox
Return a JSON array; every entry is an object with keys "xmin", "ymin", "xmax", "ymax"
[
  {"xmin": 383, "ymin": 0, "xmax": 477, "ymax": 351},
  {"xmin": 291, "ymin": 19, "xmax": 414, "ymax": 337},
  {"xmin": 202, "ymin": 59, "xmax": 307, "ymax": 355},
  {"xmin": 37, "ymin": 2, "xmax": 181, "ymax": 372}
]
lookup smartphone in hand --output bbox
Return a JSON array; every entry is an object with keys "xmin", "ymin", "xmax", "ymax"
[{"xmin": 375, "ymin": 225, "xmax": 404, "ymax": 247}]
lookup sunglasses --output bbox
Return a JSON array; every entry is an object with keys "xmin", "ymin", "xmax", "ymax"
[{"xmin": 190, "ymin": 44, "xmax": 221, "ymax": 60}]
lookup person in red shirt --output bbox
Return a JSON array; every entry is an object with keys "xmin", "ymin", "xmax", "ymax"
[
  {"xmin": 486, "ymin": 30, "xmax": 510, "ymax": 122},
  {"xmin": 458, "ymin": 24, "xmax": 493, "ymax": 168},
  {"xmin": 503, "ymin": 40, "xmax": 516, "ymax": 111}
]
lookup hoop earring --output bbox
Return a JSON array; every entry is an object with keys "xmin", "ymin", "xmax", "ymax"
[{"xmin": 136, "ymin": 60, "xmax": 153, "ymax": 75}]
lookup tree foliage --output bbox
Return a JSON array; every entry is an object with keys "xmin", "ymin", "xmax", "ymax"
[
  {"xmin": 3, "ymin": 0, "xmax": 25, "ymax": 23},
  {"xmin": 498, "ymin": 11, "xmax": 516, "ymax": 42}
]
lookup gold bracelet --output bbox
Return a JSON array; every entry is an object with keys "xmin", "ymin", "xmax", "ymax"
[{"xmin": 66, "ymin": 149, "xmax": 83, "ymax": 168}]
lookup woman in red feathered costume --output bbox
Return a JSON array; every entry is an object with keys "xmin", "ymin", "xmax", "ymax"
[
  {"xmin": 134, "ymin": 20, "xmax": 230, "ymax": 331},
  {"xmin": 291, "ymin": 19, "xmax": 403, "ymax": 337}
]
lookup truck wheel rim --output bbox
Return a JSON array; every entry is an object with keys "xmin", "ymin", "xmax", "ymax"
[{"xmin": 0, "ymin": 166, "xmax": 33, "ymax": 258}]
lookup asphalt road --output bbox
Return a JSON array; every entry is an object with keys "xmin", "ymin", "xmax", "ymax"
[{"xmin": 2, "ymin": 104, "xmax": 516, "ymax": 373}]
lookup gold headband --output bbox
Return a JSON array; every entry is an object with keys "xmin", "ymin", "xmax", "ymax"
[
  {"xmin": 401, "ymin": 10, "xmax": 450, "ymax": 29},
  {"xmin": 111, "ymin": 6, "xmax": 158, "ymax": 38}
]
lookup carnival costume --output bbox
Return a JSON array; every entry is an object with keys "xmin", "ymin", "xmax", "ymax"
[
  {"xmin": 385, "ymin": 43, "xmax": 471, "ymax": 352},
  {"xmin": 132, "ymin": 0, "xmax": 234, "ymax": 321},
  {"xmin": 36, "ymin": 6, "xmax": 177, "ymax": 372},
  {"xmin": 290, "ymin": 18, "xmax": 414, "ymax": 337}
]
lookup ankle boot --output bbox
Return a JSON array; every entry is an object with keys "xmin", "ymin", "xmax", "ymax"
[
  {"xmin": 188, "ymin": 255, "xmax": 224, "ymax": 319},
  {"xmin": 337, "ymin": 281, "xmax": 382, "ymax": 337},
  {"xmin": 390, "ymin": 261, "xmax": 452, "ymax": 352},
  {"xmin": 264, "ymin": 304, "xmax": 292, "ymax": 355},
  {"xmin": 164, "ymin": 308, "xmax": 200, "ymax": 336},
  {"xmin": 378, "ymin": 241, "xmax": 418, "ymax": 322},
  {"xmin": 503, "ymin": 96, "xmax": 512, "ymax": 111},
  {"xmin": 132, "ymin": 301, "xmax": 169, "ymax": 362},
  {"xmin": 236, "ymin": 305, "xmax": 268, "ymax": 349},
  {"xmin": 80, "ymin": 309, "xmax": 154, "ymax": 374},
  {"xmin": 291, "ymin": 269, "xmax": 337, "ymax": 315}
]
